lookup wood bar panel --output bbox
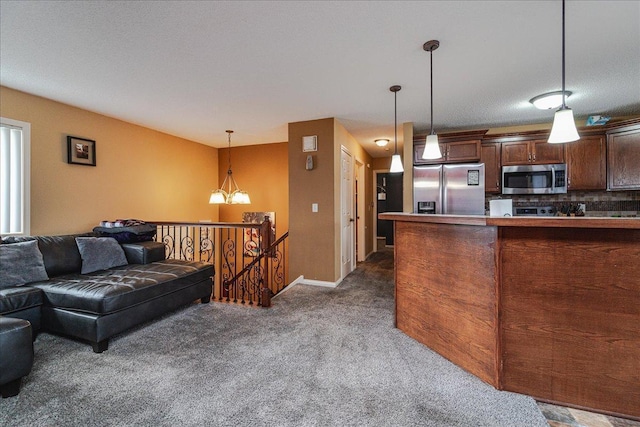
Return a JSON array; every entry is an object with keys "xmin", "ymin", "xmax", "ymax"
[
  {"xmin": 381, "ymin": 213, "xmax": 640, "ymax": 420},
  {"xmin": 500, "ymin": 227, "xmax": 640, "ymax": 418},
  {"xmin": 394, "ymin": 221, "xmax": 499, "ymax": 387}
]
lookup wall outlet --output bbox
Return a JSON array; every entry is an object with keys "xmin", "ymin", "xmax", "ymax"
[{"xmin": 312, "ymin": 203, "xmax": 318, "ymax": 213}]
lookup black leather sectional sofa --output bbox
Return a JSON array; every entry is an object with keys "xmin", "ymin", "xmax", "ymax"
[{"xmin": 0, "ymin": 232, "xmax": 214, "ymax": 396}]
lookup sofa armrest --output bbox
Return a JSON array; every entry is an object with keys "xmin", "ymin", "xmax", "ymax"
[{"xmin": 121, "ymin": 241, "xmax": 165, "ymax": 265}]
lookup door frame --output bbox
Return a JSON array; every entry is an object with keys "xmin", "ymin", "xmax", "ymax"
[
  {"xmin": 373, "ymin": 169, "xmax": 389, "ymax": 250},
  {"xmin": 355, "ymin": 158, "xmax": 365, "ymax": 262},
  {"xmin": 340, "ymin": 146, "xmax": 356, "ymax": 279}
]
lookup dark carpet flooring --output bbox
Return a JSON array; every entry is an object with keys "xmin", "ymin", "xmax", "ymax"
[{"xmin": 0, "ymin": 249, "xmax": 548, "ymax": 426}]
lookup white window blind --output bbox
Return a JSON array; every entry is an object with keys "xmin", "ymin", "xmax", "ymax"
[{"xmin": 0, "ymin": 117, "xmax": 31, "ymax": 236}]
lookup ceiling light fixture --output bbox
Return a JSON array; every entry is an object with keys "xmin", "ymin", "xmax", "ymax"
[
  {"xmin": 548, "ymin": 0, "xmax": 579, "ymax": 144},
  {"xmin": 530, "ymin": 90, "xmax": 572, "ymax": 110},
  {"xmin": 375, "ymin": 139, "xmax": 390, "ymax": 147},
  {"xmin": 422, "ymin": 40, "xmax": 443, "ymax": 160},
  {"xmin": 389, "ymin": 85, "xmax": 404, "ymax": 173},
  {"xmin": 209, "ymin": 130, "xmax": 251, "ymax": 204}
]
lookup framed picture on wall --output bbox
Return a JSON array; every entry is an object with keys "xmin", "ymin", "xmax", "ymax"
[
  {"xmin": 242, "ymin": 212, "xmax": 275, "ymax": 257},
  {"xmin": 67, "ymin": 136, "xmax": 96, "ymax": 166}
]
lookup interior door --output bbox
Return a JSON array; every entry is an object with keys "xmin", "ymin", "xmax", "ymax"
[{"xmin": 341, "ymin": 147, "xmax": 354, "ymax": 279}]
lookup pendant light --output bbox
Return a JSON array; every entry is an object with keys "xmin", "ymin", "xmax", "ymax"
[
  {"xmin": 389, "ymin": 85, "xmax": 404, "ymax": 173},
  {"xmin": 209, "ymin": 130, "xmax": 251, "ymax": 204},
  {"xmin": 548, "ymin": 0, "xmax": 579, "ymax": 144},
  {"xmin": 422, "ymin": 39, "xmax": 443, "ymax": 160}
]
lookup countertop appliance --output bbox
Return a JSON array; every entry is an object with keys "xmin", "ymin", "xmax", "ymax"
[
  {"xmin": 502, "ymin": 164, "xmax": 567, "ymax": 195},
  {"xmin": 414, "ymin": 163, "xmax": 485, "ymax": 215},
  {"xmin": 513, "ymin": 206, "xmax": 557, "ymax": 216}
]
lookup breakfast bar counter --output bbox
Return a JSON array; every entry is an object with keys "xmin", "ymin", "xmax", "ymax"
[{"xmin": 378, "ymin": 213, "xmax": 639, "ymax": 420}]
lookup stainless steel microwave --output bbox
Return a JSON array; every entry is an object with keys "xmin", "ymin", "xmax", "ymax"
[{"xmin": 502, "ymin": 164, "xmax": 567, "ymax": 195}]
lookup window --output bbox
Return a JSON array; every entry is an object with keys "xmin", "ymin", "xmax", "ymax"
[{"xmin": 1, "ymin": 117, "xmax": 31, "ymax": 236}]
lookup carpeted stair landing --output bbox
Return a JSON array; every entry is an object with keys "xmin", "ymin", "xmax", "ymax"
[{"xmin": 0, "ymin": 250, "xmax": 548, "ymax": 426}]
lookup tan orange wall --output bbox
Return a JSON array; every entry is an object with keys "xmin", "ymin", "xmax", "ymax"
[
  {"xmin": 288, "ymin": 118, "xmax": 336, "ymax": 281},
  {"xmin": 371, "ymin": 157, "xmax": 392, "ymax": 170},
  {"xmin": 288, "ymin": 118, "xmax": 373, "ymax": 283},
  {"xmin": 0, "ymin": 86, "xmax": 219, "ymax": 235},
  {"xmin": 217, "ymin": 142, "xmax": 289, "ymax": 237}
]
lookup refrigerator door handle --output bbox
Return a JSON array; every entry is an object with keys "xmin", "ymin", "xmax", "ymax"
[{"xmin": 442, "ymin": 169, "xmax": 448, "ymax": 214}]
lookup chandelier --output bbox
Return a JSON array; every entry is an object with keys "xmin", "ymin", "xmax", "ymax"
[{"xmin": 209, "ymin": 130, "xmax": 251, "ymax": 204}]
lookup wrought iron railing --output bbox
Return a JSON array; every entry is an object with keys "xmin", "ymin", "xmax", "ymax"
[{"xmin": 151, "ymin": 218, "xmax": 289, "ymax": 306}]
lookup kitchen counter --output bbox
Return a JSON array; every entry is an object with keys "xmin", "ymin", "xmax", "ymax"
[
  {"xmin": 379, "ymin": 212, "xmax": 640, "ymax": 420},
  {"xmin": 379, "ymin": 212, "xmax": 640, "ymax": 229}
]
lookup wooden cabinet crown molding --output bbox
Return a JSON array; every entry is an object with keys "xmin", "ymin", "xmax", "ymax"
[
  {"xmin": 413, "ymin": 129, "xmax": 488, "ymax": 144},
  {"xmin": 605, "ymin": 117, "xmax": 640, "ymax": 134}
]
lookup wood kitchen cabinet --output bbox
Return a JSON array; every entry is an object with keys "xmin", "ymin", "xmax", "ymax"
[
  {"xmin": 501, "ymin": 140, "xmax": 565, "ymax": 165},
  {"xmin": 480, "ymin": 142, "xmax": 501, "ymax": 193},
  {"xmin": 413, "ymin": 130, "xmax": 486, "ymax": 165},
  {"xmin": 565, "ymin": 135, "xmax": 606, "ymax": 191},
  {"xmin": 414, "ymin": 140, "xmax": 481, "ymax": 164},
  {"xmin": 607, "ymin": 123, "xmax": 640, "ymax": 190}
]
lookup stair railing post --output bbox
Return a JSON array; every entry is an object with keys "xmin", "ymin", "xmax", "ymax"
[{"xmin": 260, "ymin": 216, "xmax": 273, "ymax": 307}]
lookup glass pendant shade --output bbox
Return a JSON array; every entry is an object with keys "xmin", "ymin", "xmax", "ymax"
[
  {"xmin": 422, "ymin": 134, "xmax": 442, "ymax": 159},
  {"xmin": 230, "ymin": 190, "xmax": 251, "ymax": 204},
  {"xmin": 209, "ymin": 191, "xmax": 226, "ymax": 204},
  {"xmin": 390, "ymin": 154, "xmax": 403, "ymax": 173},
  {"xmin": 548, "ymin": 107, "xmax": 579, "ymax": 143}
]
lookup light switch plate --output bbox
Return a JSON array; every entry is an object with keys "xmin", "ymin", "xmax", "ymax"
[{"xmin": 312, "ymin": 203, "xmax": 318, "ymax": 212}]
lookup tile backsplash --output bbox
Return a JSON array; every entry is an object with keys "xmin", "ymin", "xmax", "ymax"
[{"xmin": 486, "ymin": 190, "xmax": 639, "ymax": 217}]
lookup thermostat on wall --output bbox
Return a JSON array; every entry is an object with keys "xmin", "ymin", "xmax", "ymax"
[{"xmin": 302, "ymin": 135, "xmax": 317, "ymax": 152}]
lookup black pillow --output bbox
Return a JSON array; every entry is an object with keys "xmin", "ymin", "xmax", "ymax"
[{"xmin": 0, "ymin": 240, "xmax": 49, "ymax": 288}]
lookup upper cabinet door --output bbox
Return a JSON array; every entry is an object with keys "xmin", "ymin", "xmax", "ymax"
[
  {"xmin": 414, "ymin": 140, "xmax": 480, "ymax": 164},
  {"xmin": 608, "ymin": 126, "xmax": 640, "ymax": 190},
  {"xmin": 501, "ymin": 141, "xmax": 531, "ymax": 165},
  {"xmin": 532, "ymin": 140, "xmax": 565, "ymax": 164},
  {"xmin": 502, "ymin": 140, "xmax": 564, "ymax": 165},
  {"xmin": 566, "ymin": 135, "xmax": 606, "ymax": 191},
  {"xmin": 480, "ymin": 143, "xmax": 501, "ymax": 193},
  {"xmin": 445, "ymin": 140, "xmax": 481, "ymax": 162}
]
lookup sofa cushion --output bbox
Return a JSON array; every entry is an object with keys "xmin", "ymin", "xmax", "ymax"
[
  {"xmin": 31, "ymin": 260, "xmax": 213, "ymax": 315},
  {"xmin": 4, "ymin": 233, "xmax": 97, "ymax": 278},
  {"xmin": 75, "ymin": 237, "xmax": 128, "ymax": 274},
  {"xmin": 0, "ymin": 240, "xmax": 49, "ymax": 289},
  {"xmin": 0, "ymin": 286, "xmax": 43, "ymax": 315},
  {"xmin": 121, "ymin": 241, "xmax": 166, "ymax": 265}
]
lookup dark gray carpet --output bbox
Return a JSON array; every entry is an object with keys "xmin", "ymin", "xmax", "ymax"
[{"xmin": 0, "ymin": 250, "xmax": 548, "ymax": 426}]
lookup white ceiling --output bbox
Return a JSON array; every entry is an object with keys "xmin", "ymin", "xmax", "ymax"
[{"xmin": 1, "ymin": 1, "xmax": 639, "ymax": 158}]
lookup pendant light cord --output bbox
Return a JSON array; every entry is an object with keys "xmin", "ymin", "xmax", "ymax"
[
  {"xmin": 226, "ymin": 130, "xmax": 233, "ymax": 174},
  {"xmin": 561, "ymin": 0, "xmax": 567, "ymax": 109},
  {"xmin": 394, "ymin": 90, "xmax": 398, "ymax": 155},
  {"xmin": 430, "ymin": 49, "xmax": 434, "ymax": 135}
]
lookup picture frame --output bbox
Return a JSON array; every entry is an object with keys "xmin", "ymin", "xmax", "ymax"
[
  {"xmin": 242, "ymin": 212, "xmax": 276, "ymax": 257},
  {"xmin": 67, "ymin": 136, "xmax": 96, "ymax": 166}
]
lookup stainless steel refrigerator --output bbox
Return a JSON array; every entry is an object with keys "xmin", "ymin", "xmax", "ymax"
[{"xmin": 413, "ymin": 163, "xmax": 485, "ymax": 215}]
